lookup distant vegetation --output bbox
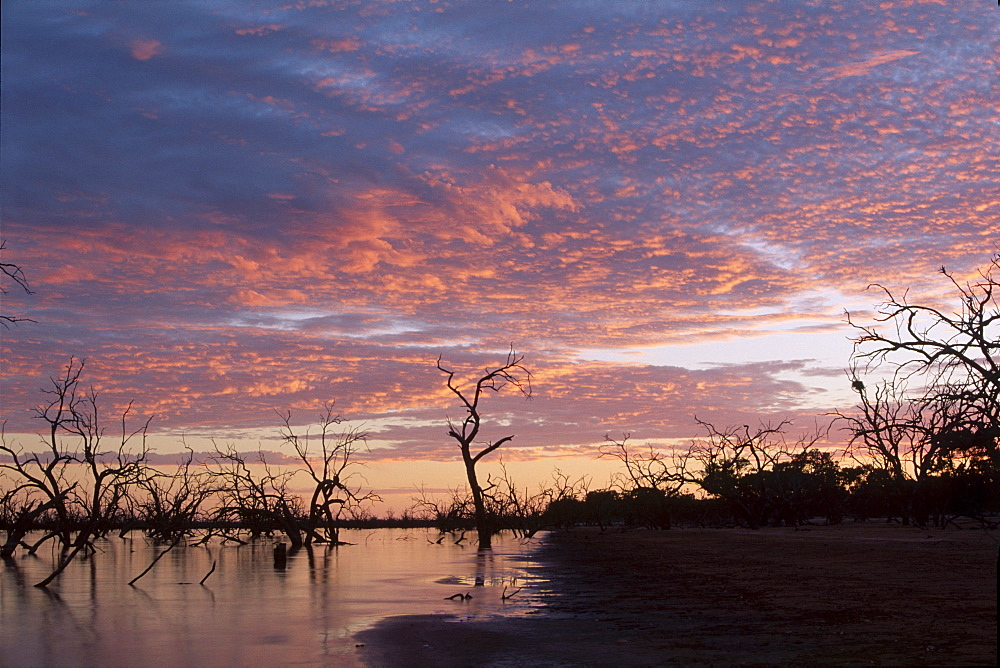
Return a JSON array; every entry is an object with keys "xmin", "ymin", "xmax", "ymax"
[
  {"xmin": 417, "ymin": 254, "xmax": 1000, "ymax": 535},
  {"xmin": 2, "ymin": 248, "xmax": 998, "ymax": 586}
]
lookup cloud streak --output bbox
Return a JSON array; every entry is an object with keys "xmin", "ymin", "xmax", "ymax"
[{"xmin": 1, "ymin": 1, "xmax": 997, "ymax": 471}]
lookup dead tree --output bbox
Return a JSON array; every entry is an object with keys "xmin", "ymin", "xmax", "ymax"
[
  {"xmin": 207, "ymin": 404, "xmax": 377, "ymax": 549},
  {"xmin": 600, "ymin": 433, "xmax": 689, "ymax": 529},
  {"xmin": 485, "ymin": 465, "xmax": 589, "ymax": 537},
  {"xmin": 1, "ymin": 359, "xmax": 152, "ymax": 586},
  {"xmin": 847, "ymin": 254, "xmax": 1000, "ymax": 433},
  {"xmin": 843, "ymin": 254, "xmax": 1000, "ymax": 523},
  {"xmin": 136, "ymin": 445, "xmax": 216, "ymax": 543},
  {"xmin": 0, "ymin": 468, "xmax": 73, "ymax": 560},
  {"xmin": 410, "ymin": 485, "xmax": 475, "ymax": 536},
  {"xmin": 207, "ymin": 444, "xmax": 305, "ymax": 547},
  {"xmin": 278, "ymin": 404, "xmax": 378, "ymax": 545},
  {"xmin": 687, "ymin": 420, "xmax": 803, "ymax": 529},
  {"xmin": 437, "ymin": 345, "xmax": 532, "ymax": 550}
]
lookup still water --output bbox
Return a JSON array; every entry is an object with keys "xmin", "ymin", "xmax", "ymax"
[{"xmin": 1, "ymin": 529, "xmax": 548, "ymax": 666}]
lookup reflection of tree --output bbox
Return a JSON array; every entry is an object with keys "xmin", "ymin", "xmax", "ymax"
[{"xmin": 437, "ymin": 345, "xmax": 532, "ymax": 550}]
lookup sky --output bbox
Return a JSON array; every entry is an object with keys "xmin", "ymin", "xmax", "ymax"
[{"xmin": 1, "ymin": 1, "xmax": 998, "ymax": 510}]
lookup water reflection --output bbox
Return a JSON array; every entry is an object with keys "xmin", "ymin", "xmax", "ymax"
[{"xmin": 1, "ymin": 529, "xmax": 546, "ymax": 666}]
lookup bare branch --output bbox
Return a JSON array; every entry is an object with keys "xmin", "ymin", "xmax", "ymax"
[{"xmin": 1, "ymin": 239, "xmax": 35, "ymax": 327}]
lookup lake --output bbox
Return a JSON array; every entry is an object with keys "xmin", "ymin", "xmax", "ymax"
[{"xmin": 0, "ymin": 529, "xmax": 549, "ymax": 666}]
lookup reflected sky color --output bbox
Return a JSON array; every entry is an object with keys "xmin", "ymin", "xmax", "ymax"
[
  {"xmin": 1, "ymin": 1, "xmax": 997, "ymax": 497},
  {"xmin": 1, "ymin": 529, "xmax": 543, "ymax": 665}
]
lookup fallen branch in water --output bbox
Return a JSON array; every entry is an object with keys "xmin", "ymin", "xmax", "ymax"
[
  {"xmin": 501, "ymin": 585, "xmax": 523, "ymax": 600},
  {"xmin": 199, "ymin": 559, "xmax": 217, "ymax": 585},
  {"xmin": 129, "ymin": 537, "xmax": 182, "ymax": 586}
]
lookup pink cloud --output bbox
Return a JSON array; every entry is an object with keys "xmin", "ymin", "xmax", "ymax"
[
  {"xmin": 129, "ymin": 38, "xmax": 162, "ymax": 61},
  {"xmin": 826, "ymin": 50, "xmax": 920, "ymax": 79}
]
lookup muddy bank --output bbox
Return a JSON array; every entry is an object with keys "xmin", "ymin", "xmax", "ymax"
[{"xmin": 355, "ymin": 524, "xmax": 997, "ymax": 666}]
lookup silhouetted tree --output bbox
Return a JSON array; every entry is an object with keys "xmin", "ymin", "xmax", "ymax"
[
  {"xmin": 207, "ymin": 405, "xmax": 375, "ymax": 548},
  {"xmin": 208, "ymin": 443, "xmax": 308, "ymax": 546},
  {"xmin": 841, "ymin": 465, "xmax": 903, "ymax": 522},
  {"xmin": 688, "ymin": 420, "xmax": 832, "ymax": 528},
  {"xmin": 0, "ymin": 359, "xmax": 152, "ymax": 586},
  {"xmin": 410, "ymin": 486, "xmax": 475, "ymax": 535},
  {"xmin": 485, "ymin": 465, "xmax": 588, "ymax": 537},
  {"xmin": 437, "ymin": 345, "xmax": 532, "ymax": 549},
  {"xmin": 582, "ymin": 489, "xmax": 624, "ymax": 530},
  {"xmin": 842, "ymin": 254, "xmax": 1000, "ymax": 524},
  {"xmin": 847, "ymin": 254, "xmax": 999, "ymax": 442},
  {"xmin": 600, "ymin": 433, "xmax": 688, "ymax": 529},
  {"xmin": 771, "ymin": 449, "xmax": 846, "ymax": 525},
  {"xmin": 136, "ymin": 445, "xmax": 215, "ymax": 543},
  {"xmin": 278, "ymin": 404, "xmax": 378, "ymax": 545}
]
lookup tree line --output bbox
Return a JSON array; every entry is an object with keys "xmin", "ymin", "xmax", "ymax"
[
  {"xmin": 1, "ymin": 244, "xmax": 998, "ymax": 585},
  {"xmin": 0, "ymin": 357, "xmax": 381, "ymax": 585},
  {"xmin": 421, "ymin": 255, "xmax": 999, "ymax": 537}
]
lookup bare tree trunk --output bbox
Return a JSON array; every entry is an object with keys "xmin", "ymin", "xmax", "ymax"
[
  {"xmin": 437, "ymin": 346, "xmax": 531, "ymax": 552},
  {"xmin": 466, "ymin": 460, "xmax": 492, "ymax": 549}
]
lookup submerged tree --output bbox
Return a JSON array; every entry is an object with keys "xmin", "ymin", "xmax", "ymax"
[
  {"xmin": 207, "ymin": 404, "xmax": 376, "ymax": 548},
  {"xmin": 208, "ymin": 444, "xmax": 305, "ymax": 546},
  {"xmin": 0, "ymin": 359, "xmax": 152, "ymax": 585},
  {"xmin": 278, "ymin": 404, "xmax": 378, "ymax": 545},
  {"xmin": 136, "ymin": 445, "xmax": 215, "ymax": 543},
  {"xmin": 437, "ymin": 345, "xmax": 532, "ymax": 549}
]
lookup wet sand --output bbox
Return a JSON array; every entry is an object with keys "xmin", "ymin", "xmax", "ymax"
[{"xmin": 355, "ymin": 523, "xmax": 997, "ymax": 666}]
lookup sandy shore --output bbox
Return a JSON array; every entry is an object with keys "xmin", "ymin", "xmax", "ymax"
[{"xmin": 355, "ymin": 523, "xmax": 997, "ymax": 666}]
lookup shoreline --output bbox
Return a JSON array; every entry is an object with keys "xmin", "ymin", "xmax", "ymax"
[{"xmin": 355, "ymin": 524, "xmax": 998, "ymax": 666}]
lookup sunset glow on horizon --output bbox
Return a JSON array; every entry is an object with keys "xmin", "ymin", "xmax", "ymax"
[{"xmin": 2, "ymin": 1, "xmax": 997, "ymax": 510}]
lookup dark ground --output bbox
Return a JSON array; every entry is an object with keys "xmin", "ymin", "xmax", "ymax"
[{"xmin": 356, "ymin": 523, "xmax": 997, "ymax": 666}]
